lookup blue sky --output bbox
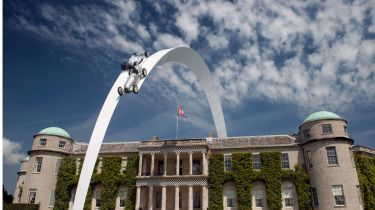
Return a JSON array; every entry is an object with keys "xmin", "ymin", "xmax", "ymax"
[{"xmin": 3, "ymin": 0, "xmax": 375, "ymax": 193}]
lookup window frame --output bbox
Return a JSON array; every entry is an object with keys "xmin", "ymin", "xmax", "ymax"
[
  {"xmin": 224, "ymin": 154, "xmax": 233, "ymax": 172},
  {"xmin": 49, "ymin": 190, "xmax": 55, "ymax": 207},
  {"xmin": 28, "ymin": 189, "xmax": 37, "ymax": 204},
  {"xmin": 95, "ymin": 191, "xmax": 101, "ymax": 208},
  {"xmin": 119, "ymin": 190, "xmax": 126, "ymax": 208},
  {"xmin": 55, "ymin": 158, "xmax": 61, "ymax": 175},
  {"xmin": 326, "ymin": 146, "xmax": 339, "ymax": 166},
  {"xmin": 253, "ymin": 190, "xmax": 263, "ymax": 208},
  {"xmin": 311, "ymin": 187, "xmax": 319, "ymax": 207},
  {"xmin": 303, "ymin": 129, "xmax": 311, "ymax": 138},
  {"xmin": 58, "ymin": 140, "xmax": 66, "ymax": 148},
  {"xmin": 322, "ymin": 124, "xmax": 333, "ymax": 134},
  {"xmin": 225, "ymin": 190, "xmax": 235, "ymax": 208},
  {"xmin": 39, "ymin": 139, "xmax": 47, "ymax": 146},
  {"xmin": 332, "ymin": 185, "xmax": 346, "ymax": 206},
  {"xmin": 281, "ymin": 153, "xmax": 290, "ymax": 169},
  {"xmin": 252, "ymin": 154, "xmax": 261, "ymax": 170},
  {"xmin": 34, "ymin": 157, "xmax": 43, "ymax": 173}
]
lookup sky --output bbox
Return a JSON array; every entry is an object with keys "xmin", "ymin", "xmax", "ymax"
[{"xmin": 3, "ymin": 0, "xmax": 375, "ymax": 193}]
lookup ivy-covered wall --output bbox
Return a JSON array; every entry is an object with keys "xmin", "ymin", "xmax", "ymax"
[
  {"xmin": 355, "ymin": 155, "xmax": 375, "ymax": 210},
  {"xmin": 54, "ymin": 155, "xmax": 138, "ymax": 210},
  {"xmin": 208, "ymin": 151, "xmax": 312, "ymax": 210}
]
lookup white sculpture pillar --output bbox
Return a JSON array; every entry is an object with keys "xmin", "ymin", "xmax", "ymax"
[
  {"xmin": 189, "ymin": 152, "xmax": 193, "ymax": 175},
  {"xmin": 176, "ymin": 153, "xmax": 180, "ymax": 175},
  {"xmin": 161, "ymin": 186, "xmax": 166, "ymax": 210},
  {"xmin": 188, "ymin": 186, "xmax": 193, "ymax": 210},
  {"xmin": 202, "ymin": 186, "xmax": 208, "ymax": 210},
  {"xmin": 150, "ymin": 153, "xmax": 155, "ymax": 176},
  {"xmin": 135, "ymin": 186, "xmax": 141, "ymax": 210},
  {"xmin": 148, "ymin": 186, "xmax": 153, "ymax": 210},
  {"xmin": 174, "ymin": 186, "xmax": 180, "ymax": 210},
  {"xmin": 204, "ymin": 153, "xmax": 209, "ymax": 175},
  {"xmin": 202, "ymin": 152, "xmax": 206, "ymax": 175},
  {"xmin": 138, "ymin": 154, "xmax": 143, "ymax": 176},
  {"xmin": 164, "ymin": 154, "xmax": 168, "ymax": 176}
]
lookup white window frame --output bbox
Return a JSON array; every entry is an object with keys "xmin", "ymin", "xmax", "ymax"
[
  {"xmin": 58, "ymin": 140, "xmax": 66, "ymax": 148},
  {"xmin": 252, "ymin": 154, "xmax": 261, "ymax": 170},
  {"xmin": 121, "ymin": 157, "xmax": 127, "ymax": 174},
  {"xmin": 326, "ymin": 147, "xmax": 339, "ymax": 166},
  {"xmin": 95, "ymin": 191, "xmax": 101, "ymax": 208},
  {"xmin": 253, "ymin": 190, "xmax": 263, "ymax": 208},
  {"xmin": 55, "ymin": 158, "xmax": 61, "ymax": 175},
  {"xmin": 28, "ymin": 189, "xmax": 37, "ymax": 204},
  {"xmin": 34, "ymin": 157, "xmax": 43, "ymax": 173},
  {"xmin": 281, "ymin": 153, "xmax": 290, "ymax": 169},
  {"xmin": 224, "ymin": 154, "xmax": 233, "ymax": 172},
  {"xmin": 332, "ymin": 185, "xmax": 346, "ymax": 206},
  {"xmin": 225, "ymin": 190, "xmax": 235, "ymax": 207},
  {"xmin": 39, "ymin": 139, "xmax": 47, "ymax": 146},
  {"xmin": 49, "ymin": 190, "xmax": 55, "ymax": 207},
  {"xmin": 282, "ymin": 188, "xmax": 293, "ymax": 208},
  {"xmin": 119, "ymin": 190, "xmax": 126, "ymax": 208}
]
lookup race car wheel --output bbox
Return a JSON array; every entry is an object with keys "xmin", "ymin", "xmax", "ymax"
[
  {"xmin": 133, "ymin": 85, "xmax": 139, "ymax": 94},
  {"xmin": 145, "ymin": 51, "xmax": 150, "ymax": 57},
  {"xmin": 142, "ymin": 68, "xmax": 148, "ymax": 77},
  {"xmin": 118, "ymin": 87, "xmax": 124, "ymax": 96},
  {"xmin": 124, "ymin": 87, "xmax": 130, "ymax": 93}
]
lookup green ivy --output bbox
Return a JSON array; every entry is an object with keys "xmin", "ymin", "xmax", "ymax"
[
  {"xmin": 122, "ymin": 155, "xmax": 139, "ymax": 210},
  {"xmin": 232, "ymin": 153, "xmax": 253, "ymax": 210},
  {"xmin": 208, "ymin": 153, "xmax": 225, "ymax": 210},
  {"xmin": 355, "ymin": 155, "xmax": 375, "ymax": 210},
  {"xmin": 54, "ymin": 157, "xmax": 76, "ymax": 210},
  {"xmin": 261, "ymin": 152, "xmax": 282, "ymax": 210},
  {"xmin": 100, "ymin": 157, "xmax": 122, "ymax": 210}
]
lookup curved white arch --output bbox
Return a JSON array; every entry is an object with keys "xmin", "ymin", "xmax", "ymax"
[{"xmin": 72, "ymin": 47, "xmax": 227, "ymax": 210}]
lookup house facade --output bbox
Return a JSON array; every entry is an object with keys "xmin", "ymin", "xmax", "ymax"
[{"xmin": 13, "ymin": 111, "xmax": 375, "ymax": 210}]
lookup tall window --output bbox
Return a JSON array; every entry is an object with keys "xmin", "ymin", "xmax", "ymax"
[
  {"xmin": 55, "ymin": 158, "xmax": 61, "ymax": 175},
  {"xmin": 156, "ymin": 192, "xmax": 162, "ymax": 208},
  {"xmin": 311, "ymin": 187, "xmax": 319, "ymax": 207},
  {"xmin": 49, "ymin": 190, "xmax": 55, "ymax": 207},
  {"xmin": 179, "ymin": 160, "xmax": 183, "ymax": 175},
  {"xmin": 322, "ymin": 124, "xmax": 333, "ymax": 134},
  {"xmin": 306, "ymin": 151, "xmax": 313, "ymax": 168},
  {"xmin": 119, "ymin": 191, "xmax": 126, "ymax": 207},
  {"xmin": 157, "ymin": 160, "xmax": 164, "ymax": 175},
  {"xmin": 39, "ymin": 139, "xmax": 47, "ymax": 146},
  {"xmin": 225, "ymin": 191, "xmax": 235, "ymax": 207},
  {"xmin": 283, "ymin": 188, "xmax": 293, "ymax": 207},
  {"xmin": 58, "ymin": 141, "xmax": 66, "ymax": 148},
  {"xmin": 28, "ymin": 189, "xmax": 37, "ymax": 204},
  {"xmin": 254, "ymin": 190, "xmax": 263, "ymax": 207},
  {"xmin": 326, "ymin": 147, "xmax": 338, "ymax": 165},
  {"xmin": 281, "ymin": 153, "xmax": 290, "ymax": 169},
  {"xmin": 332, "ymin": 185, "xmax": 346, "ymax": 206},
  {"xmin": 193, "ymin": 160, "xmax": 201, "ymax": 175},
  {"xmin": 34, "ymin": 157, "xmax": 43, "ymax": 173},
  {"xmin": 95, "ymin": 191, "xmax": 101, "ymax": 207},
  {"xmin": 121, "ymin": 158, "xmax": 127, "ymax": 174},
  {"xmin": 97, "ymin": 158, "xmax": 103, "ymax": 173},
  {"xmin": 224, "ymin": 155, "xmax": 233, "ymax": 171},
  {"xmin": 253, "ymin": 154, "xmax": 261, "ymax": 170},
  {"xmin": 193, "ymin": 191, "xmax": 201, "ymax": 208}
]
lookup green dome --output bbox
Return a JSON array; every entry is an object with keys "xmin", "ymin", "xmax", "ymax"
[
  {"xmin": 303, "ymin": 111, "xmax": 342, "ymax": 124},
  {"xmin": 38, "ymin": 127, "xmax": 71, "ymax": 139}
]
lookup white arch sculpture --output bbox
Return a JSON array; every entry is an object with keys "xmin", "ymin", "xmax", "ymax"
[{"xmin": 72, "ymin": 47, "xmax": 227, "ymax": 210}]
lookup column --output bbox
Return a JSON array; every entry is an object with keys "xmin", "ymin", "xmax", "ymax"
[
  {"xmin": 174, "ymin": 186, "xmax": 179, "ymax": 210},
  {"xmin": 176, "ymin": 153, "xmax": 180, "ymax": 175},
  {"xmin": 188, "ymin": 186, "xmax": 193, "ymax": 210},
  {"xmin": 202, "ymin": 186, "xmax": 208, "ymax": 210},
  {"xmin": 138, "ymin": 154, "xmax": 143, "ymax": 176},
  {"xmin": 202, "ymin": 152, "xmax": 206, "ymax": 175},
  {"xmin": 161, "ymin": 186, "xmax": 166, "ymax": 210},
  {"xmin": 135, "ymin": 187, "xmax": 141, "ymax": 210},
  {"xmin": 150, "ymin": 153, "xmax": 155, "ymax": 176},
  {"xmin": 204, "ymin": 152, "xmax": 208, "ymax": 175},
  {"xmin": 189, "ymin": 152, "xmax": 193, "ymax": 175},
  {"xmin": 148, "ymin": 186, "xmax": 153, "ymax": 210},
  {"xmin": 164, "ymin": 154, "xmax": 168, "ymax": 176}
]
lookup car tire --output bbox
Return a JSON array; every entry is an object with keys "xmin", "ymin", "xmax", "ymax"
[
  {"xmin": 118, "ymin": 87, "xmax": 124, "ymax": 96},
  {"xmin": 133, "ymin": 85, "xmax": 139, "ymax": 94},
  {"xmin": 142, "ymin": 68, "xmax": 148, "ymax": 77}
]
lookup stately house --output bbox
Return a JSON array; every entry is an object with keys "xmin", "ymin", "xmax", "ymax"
[{"xmin": 13, "ymin": 111, "xmax": 375, "ymax": 210}]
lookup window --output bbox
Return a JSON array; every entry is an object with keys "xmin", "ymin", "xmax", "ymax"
[
  {"xmin": 224, "ymin": 155, "xmax": 233, "ymax": 171},
  {"xmin": 97, "ymin": 158, "xmax": 103, "ymax": 173},
  {"xmin": 58, "ymin": 141, "xmax": 66, "ymax": 148},
  {"xmin": 121, "ymin": 158, "xmax": 127, "ymax": 174},
  {"xmin": 225, "ymin": 191, "xmax": 235, "ymax": 207},
  {"xmin": 344, "ymin": 125, "xmax": 348, "ymax": 135},
  {"xmin": 28, "ymin": 189, "xmax": 37, "ymax": 204},
  {"xmin": 322, "ymin": 124, "xmax": 333, "ymax": 134},
  {"xmin": 34, "ymin": 157, "xmax": 43, "ymax": 173},
  {"xmin": 157, "ymin": 160, "xmax": 164, "ymax": 175},
  {"xmin": 281, "ymin": 153, "xmax": 290, "ymax": 169},
  {"xmin": 311, "ymin": 187, "xmax": 319, "ymax": 207},
  {"xmin": 326, "ymin": 147, "xmax": 338, "ymax": 165},
  {"xmin": 306, "ymin": 151, "xmax": 313, "ymax": 168},
  {"xmin": 55, "ymin": 158, "xmax": 61, "ymax": 175},
  {"xmin": 179, "ymin": 160, "xmax": 183, "ymax": 175},
  {"xmin": 156, "ymin": 192, "xmax": 161, "ymax": 208},
  {"xmin": 49, "ymin": 190, "xmax": 55, "ymax": 207},
  {"xmin": 283, "ymin": 189, "xmax": 293, "ymax": 207},
  {"xmin": 95, "ymin": 191, "xmax": 101, "ymax": 207},
  {"xmin": 303, "ymin": 129, "xmax": 310, "ymax": 138},
  {"xmin": 254, "ymin": 190, "xmax": 263, "ymax": 207},
  {"xmin": 179, "ymin": 192, "xmax": 182, "ymax": 208},
  {"xmin": 193, "ymin": 160, "xmax": 201, "ymax": 175},
  {"xmin": 119, "ymin": 191, "xmax": 126, "ymax": 207},
  {"xmin": 332, "ymin": 185, "xmax": 346, "ymax": 206},
  {"xmin": 193, "ymin": 191, "xmax": 201, "ymax": 208},
  {"xmin": 253, "ymin": 154, "xmax": 261, "ymax": 170},
  {"xmin": 39, "ymin": 139, "xmax": 47, "ymax": 146}
]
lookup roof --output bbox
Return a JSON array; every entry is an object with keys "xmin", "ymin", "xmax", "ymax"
[
  {"xmin": 38, "ymin": 127, "xmax": 71, "ymax": 139},
  {"xmin": 303, "ymin": 111, "xmax": 342, "ymax": 124}
]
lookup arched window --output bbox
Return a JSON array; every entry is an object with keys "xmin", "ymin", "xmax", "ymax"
[
  {"xmin": 282, "ymin": 182, "xmax": 299, "ymax": 209},
  {"xmin": 252, "ymin": 181, "xmax": 267, "ymax": 209},
  {"xmin": 223, "ymin": 181, "xmax": 237, "ymax": 209}
]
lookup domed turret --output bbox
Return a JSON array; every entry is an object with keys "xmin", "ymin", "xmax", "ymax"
[{"xmin": 38, "ymin": 127, "xmax": 71, "ymax": 139}]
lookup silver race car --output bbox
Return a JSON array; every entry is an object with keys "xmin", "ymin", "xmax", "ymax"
[{"xmin": 118, "ymin": 51, "xmax": 151, "ymax": 95}]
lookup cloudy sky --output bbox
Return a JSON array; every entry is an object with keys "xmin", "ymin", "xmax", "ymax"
[{"xmin": 3, "ymin": 0, "xmax": 375, "ymax": 193}]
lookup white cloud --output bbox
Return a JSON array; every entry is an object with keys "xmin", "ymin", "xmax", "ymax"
[
  {"xmin": 3, "ymin": 137, "xmax": 25, "ymax": 165},
  {"xmin": 152, "ymin": 33, "xmax": 188, "ymax": 50}
]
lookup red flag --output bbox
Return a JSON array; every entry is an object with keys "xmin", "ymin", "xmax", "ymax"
[{"xmin": 177, "ymin": 105, "xmax": 187, "ymax": 118}]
